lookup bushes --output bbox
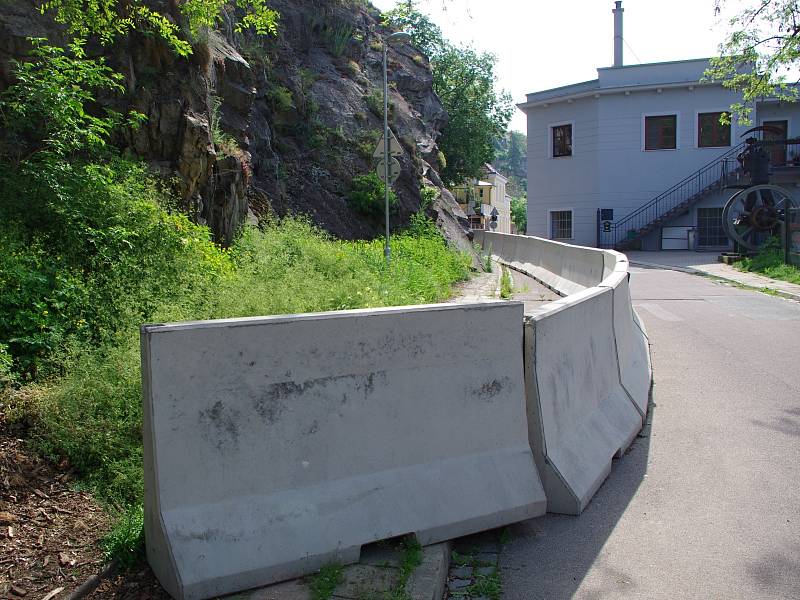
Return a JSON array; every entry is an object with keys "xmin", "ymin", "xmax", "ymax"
[
  {"xmin": 0, "ymin": 158, "xmax": 230, "ymax": 377},
  {"xmin": 347, "ymin": 172, "xmax": 398, "ymax": 216},
  {"xmin": 736, "ymin": 237, "xmax": 800, "ymax": 284}
]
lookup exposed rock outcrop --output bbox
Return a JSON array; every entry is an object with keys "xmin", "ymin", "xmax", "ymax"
[{"xmin": 0, "ymin": 0, "xmax": 471, "ymax": 249}]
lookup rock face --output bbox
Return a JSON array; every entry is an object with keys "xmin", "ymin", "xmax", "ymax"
[{"xmin": 0, "ymin": 1, "xmax": 471, "ymax": 249}]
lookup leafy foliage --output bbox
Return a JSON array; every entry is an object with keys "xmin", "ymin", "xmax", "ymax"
[
  {"xmin": 0, "ymin": 24, "xmax": 472, "ymax": 568},
  {"xmin": 493, "ymin": 130, "xmax": 527, "ymax": 195},
  {"xmin": 384, "ymin": 2, "xmax": 513, "ymax": 184},
  {"xmin": 736, "ymin": 236, "xmax": 800, "ymax": 283},
  {"xmin": 347, "ymin": 172, "xmax": 399, "ymax": 216},
  {"xmin": 706, "ymin": 0, "xmax": 800, "ymax": 122},
  {"xmin": 39, "ymin": 0, "xmax": 278, "ymax": 57},
  {"xmin": 0, "ymin": 40, "xmax": 140, "ymax": 160},
  {"xmin": 510, "ymin": 196, "xmax": 527, "ymax": 234}
]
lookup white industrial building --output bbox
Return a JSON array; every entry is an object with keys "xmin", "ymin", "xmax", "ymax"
[{"xmin": 520, "ymin": 1, "xmax": 800, "ymax": 250}]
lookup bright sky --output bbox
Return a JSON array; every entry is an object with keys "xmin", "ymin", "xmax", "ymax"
[{"xmin": 369, "ymin": 0, "xmax": 735, "ymax": 133}]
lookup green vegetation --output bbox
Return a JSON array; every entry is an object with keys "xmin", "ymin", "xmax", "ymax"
[
  {"xmin": 500, "ymin": 267, "xmax": 512, "ymax": 299},
  {"xmin": 268, "ymin": 84, "xmax": 295, "ymax": 112},
  {"xmin": 449, "ymin": 550, "xmax": 502, "ymax": 600},
  {"xmin": 323, "ymin": 21, "xmax": 355, "ymax": 57},
  {"xmin": 397, "ymin": 536, "xmax": 423, "ymax": 594},
  {"xmin": 494, "ymin": 130, "xmax": 527, "ymax": 196},
  {"xmin": 348, "ymin": 173, "xmax": 399, "ymax": 216},
  {"xmin": 308, "ymin": 563, "xmax": 344, "ymax": 600},
  {"xmin": 706, "ymin": 0, "xmax": 800, "ymax": 123},
  {"xmin": 510, "ymin": 196, "xmax": 527, "ymax": 234},
  {"xmin": 384, "ymin": 3, "xmax": 513, "ymax": 184},
  {"xmin": 736, "ymin": 237, "xmax": 800, "ymax": 284},
  {"xmin": 40, "ymin": 0, "xmax": 278, "ymax": 57},
  {"xmin": 1, "ymin": 44, "xmax": 471, "ymax": 565},
  {"xmin": 210, "ymin": 95, "xmax": 243, "ymax": 158}
]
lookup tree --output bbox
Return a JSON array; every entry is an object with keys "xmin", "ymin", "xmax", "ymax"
[
  {"xmin": 706, "ymin": 0, "xmax": 800, "ymax": 123},
  {"xmin": 39, "ymin": 0, "xmax": 279, "ymax": 57},
  {"xmin": 493, "ymin": 130, "xmax": 527, "ymax": 195},
  {"xmin": 384, "ymin": 2, "xmax": 513, "ymax": 185},
  {"xmin": 510, "ymin": 196, "xmax": 527, "ymax": 234}
]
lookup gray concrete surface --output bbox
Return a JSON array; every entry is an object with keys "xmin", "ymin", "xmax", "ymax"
[
  {"xmin": 626, "ymin": 250, "xmax": 800, "ymax": 302},
  {"xmin": 245, "ymin": 541, "xmax": 450, "ymax": 600},
  {"xmin": 474, "ymin": 230, "xmax": 607, "ymax": 296},
  {"xmin": 523, "ymin": 287, "xmax": 643, "ymax": 515},
  {"xmin": 140, "ymin": 302, "xmax": 546, "ymax": 599},
  {"xmin": 500, "ymin": 266, "xmax": 800, "ymax": 599}
]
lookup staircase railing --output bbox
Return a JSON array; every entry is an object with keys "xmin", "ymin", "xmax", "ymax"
[{"xmin": 600, "ymin": 142, "xmax": 746, "ymax": 248}]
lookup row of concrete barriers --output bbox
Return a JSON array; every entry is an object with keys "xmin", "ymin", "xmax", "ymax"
[
  {"xmin": 141, "ymin": 233, "xmax": 652, "ymax": 599},
  {"xmin": 474, "ymin": 230, "xmax": 652, "ymax": 513}
]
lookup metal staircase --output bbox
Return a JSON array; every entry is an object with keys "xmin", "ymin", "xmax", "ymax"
[{"xmin": 600, "ymin": 142, "xmax": 746, "ymax": 250}]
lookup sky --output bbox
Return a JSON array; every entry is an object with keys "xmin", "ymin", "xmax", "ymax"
[{"xmin": 369, "ymin": 0, "xmax": 736, "ymax": 133}]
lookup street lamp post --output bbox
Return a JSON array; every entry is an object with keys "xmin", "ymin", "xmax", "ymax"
[{"xmin": 382, "ymin": 31, "xmax": 411, "ymax": 264}]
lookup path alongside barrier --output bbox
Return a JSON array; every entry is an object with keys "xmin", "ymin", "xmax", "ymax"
[
  {"xmin": 474, "ymin": 231, "xmax": 652, "ymax": 515},
  {"xmin": 141, "ymin": 302, "xmax": 545, "ymax": 600}
]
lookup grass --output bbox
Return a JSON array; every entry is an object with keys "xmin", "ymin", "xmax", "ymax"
[
  {"xmin": 735, "ymin": 236, "xmax": 800, "ymax": 285},
  {"xmin": 308, "ymin": 564, "xmax": 344, "ymax": 600},
  {"xmin": 6, "ymin": 215, "xmax": 471, "ymax": 564},
  {"xmin": 500, "ymin": 266, "xmax": 512, "ymax": 299},
  {"xmin": 448, "ymin": 549, "xmax": 502, "ymax": 600}
]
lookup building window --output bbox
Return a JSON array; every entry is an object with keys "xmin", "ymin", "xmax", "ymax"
[
  {"xmin": 698, "ymin": 112, "xmax": 731, "ymax": 147},
  {"xmin": 552, "ymin": 124, "xmax": 572, "ymax": 157},
  {"xmin": 644, "ymin": 114, "xmax": 677, "ymax": 150},
  {"xmin": 550, "ymin": 210, "xmax": 573, "ymax": 239}
]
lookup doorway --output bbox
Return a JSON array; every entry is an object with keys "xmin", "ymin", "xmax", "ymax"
[
  {"xmin": 763, "ymin": 120, "xmax": 788, "ymax": 166},
  {"xmin": 697, "ymin": 207, "xmax": 729, "ymax": 247}
]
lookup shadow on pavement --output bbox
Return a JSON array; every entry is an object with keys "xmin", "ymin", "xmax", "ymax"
[{"xmin": 498, "ymin": 400, "xmax": 655, "ymax": 600}]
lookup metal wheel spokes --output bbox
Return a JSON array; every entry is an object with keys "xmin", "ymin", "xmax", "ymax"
[{"xmin": 722, "ymin": 184, "xmax": 795, "ymax": 251}]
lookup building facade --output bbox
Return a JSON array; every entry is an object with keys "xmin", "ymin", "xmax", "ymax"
[
  {"xmin": 520, "ymin": 4, "xmax": 800, "ymax": 250},
  {"xmin": 453, "ymin": 164, "xmax": 513, "ymax": 234}
]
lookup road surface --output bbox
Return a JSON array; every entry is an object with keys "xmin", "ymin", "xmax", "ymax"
[{"xmin": 499, "ymin": 266, "xmax": 800, "ymax": 600}]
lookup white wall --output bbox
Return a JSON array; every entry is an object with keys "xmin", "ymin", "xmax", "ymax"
[{"xmin": 523, "ymin": 62, "xmax": 798, "ymax": 247}]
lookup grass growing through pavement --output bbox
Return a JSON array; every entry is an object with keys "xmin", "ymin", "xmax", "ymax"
[
  {"xmin": 384, "ymin": 535, "xmax": 423, "ymax": 600},
  {"xmin": 735, "ymin": 237, "xmax": 800, "ymax": 285},
  {"xmin": 500, "ymin": 266, "xmax": 513, "ymax": 299},
  {"xmin": 308, "ymin": 564, "xmax": 345, "ymax": 600},
  {"xmin": 449, "ymin": 550, "xmax": 502, "ymax": 600}
]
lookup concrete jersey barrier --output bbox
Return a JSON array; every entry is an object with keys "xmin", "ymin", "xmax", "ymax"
[
  {"xmin": 472, "ymin": 231, "xmax": 652, "ymax": 514},
  {"xmin": 474, "ymin": 230, "xmax": 606, "ymax": 296},
  {"xmin": 523, "ymin": 288, "xmax": 642, "ymax": 514},
  {"xmin": 141, "ymin": 302, "xmax": 546, "ymax": 600}
]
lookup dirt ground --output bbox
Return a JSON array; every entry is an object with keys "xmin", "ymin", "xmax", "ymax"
[{"xmin": 0, "ymin": 420, "xmax": 169, "ymax": 600}]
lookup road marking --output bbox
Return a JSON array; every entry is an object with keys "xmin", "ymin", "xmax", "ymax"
[{"xmin": 634, "ymin": 302, "xmax": 684, "ymax": 322}]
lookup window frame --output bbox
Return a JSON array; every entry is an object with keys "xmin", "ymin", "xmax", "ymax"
[
  {"xmin": 548, "ymin": 120, "xmax": 574, "ymax": 158},
  {"xmin": 548, "ymin": 208, "xmax": 574, "ymax": 240},
  {"xmin": 696, "ymin": 111, "xmax": 732, "ymax": 148},
  {"xmin": 642, "ymin": 112, "xmax": 679, "ymax": 151}
]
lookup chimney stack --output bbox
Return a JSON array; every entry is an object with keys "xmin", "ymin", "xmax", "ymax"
[{"xmin": 613, "ymin": 1, "xmax": 624, "ymax": 67}]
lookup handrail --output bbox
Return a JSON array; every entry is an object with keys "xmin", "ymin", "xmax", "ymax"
[{"xmin": 602, "ymin": 142, "xmax": 746, "ymax": 248}]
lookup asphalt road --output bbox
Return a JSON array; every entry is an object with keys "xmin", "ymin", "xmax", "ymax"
[{"xmin": 500, "ymin": 266, "xmax": 800, "ymax": 600}]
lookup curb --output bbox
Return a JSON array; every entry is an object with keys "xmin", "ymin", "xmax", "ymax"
[
  {"xmin": 630, "ymin": 260, "xmax": 800, "ymax": 302},
  {"xmin": 408, "ymin": 541, "xmax": 452, "ymax": 600}
]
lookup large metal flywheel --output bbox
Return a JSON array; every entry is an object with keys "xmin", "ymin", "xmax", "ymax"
[{"xmin": 722, "ymin": 184, "xmax": 796, "ymax": 251}]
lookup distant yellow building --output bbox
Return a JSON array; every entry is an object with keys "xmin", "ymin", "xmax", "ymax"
[{"xmin": 453, "ymin": 164, "xmax": 513, "ymax": 233}]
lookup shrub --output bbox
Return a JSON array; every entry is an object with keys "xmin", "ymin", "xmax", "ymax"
[
  {"xmin": 348, "ymin": 173, "xmax": 398, "ymax": 216},
  {"xmin": 267, "ymin": 84, "xmax": 294, "ymax": 112}
]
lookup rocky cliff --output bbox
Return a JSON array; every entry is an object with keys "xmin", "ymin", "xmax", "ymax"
[{"xmin": 0, "ymin": 1, "xmax": 471, "ymax": 249}]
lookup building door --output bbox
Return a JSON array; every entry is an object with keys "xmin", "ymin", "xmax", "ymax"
[
  {"xmin": 763, "ymin": 120, "xmax": 788, "ymax": 166},
  {"xmin": 697, "ymin": 207, "xmax": 728, "ymax": 247}
]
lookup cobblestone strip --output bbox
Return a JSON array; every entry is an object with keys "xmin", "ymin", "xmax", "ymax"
[{"xmin": 443, "ymin": 531, "xmax": 504, "ymax": 600}]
